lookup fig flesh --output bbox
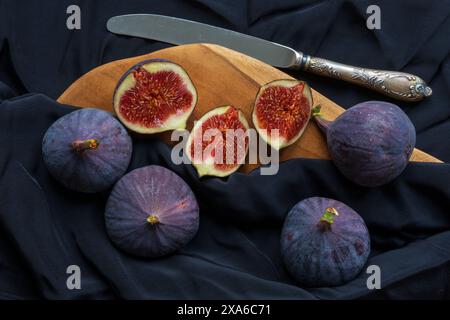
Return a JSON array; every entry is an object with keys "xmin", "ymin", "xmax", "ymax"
[
  {"xmin": 105, "ymin": 165, "xmax": 199, "ymax": 258},
  {"xmin": 113, "ymin": 59, "xmax": 197, "ymax": 134},
  {"xmin": 252, "ymin": 79, "xmax": 313, "ymax": 150},
  {"xmin": 314, "ymin": 101, "xmax": 416, "ymax": 187},
  {"xmin": 186, "ymin": 106, "xmax": 249, "ymax": 177},
  {"xmin": 42, "ymin": 108, "xmax": 132, "ymax": 193},
  {"xmin": 281, "ymin": 197, "xmax": 370, "ymax": 287}
]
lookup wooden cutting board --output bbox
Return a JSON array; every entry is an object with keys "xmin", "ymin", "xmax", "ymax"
[{"xmin": 57, "ymin": 43, "xmax": 441, "ymax": 172}]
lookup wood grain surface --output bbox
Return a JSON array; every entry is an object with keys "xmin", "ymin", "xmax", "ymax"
[{"xmin": 57, "ymin": 43, "xmax": 442, "ymax": 172}]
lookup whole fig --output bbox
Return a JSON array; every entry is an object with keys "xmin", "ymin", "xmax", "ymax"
[
  {"xmin": 42, "ymin": 108, "xmax": 132, "ymax": 193},
  {"xmin": 105, "ymin": 165, "xmax": 200, "ymax": 258},
  {"xmin": 281, "ymin": 197, "xmax": 370, "ymax": 287},
  {"xmin": 314, "ymin": 101, "xmax": 416, "ymax": 187}
]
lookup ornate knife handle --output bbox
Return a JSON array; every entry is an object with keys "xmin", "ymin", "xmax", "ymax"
[{"xmin": 297, "ymin": 55, "xmax": 432, "ymax": 102}]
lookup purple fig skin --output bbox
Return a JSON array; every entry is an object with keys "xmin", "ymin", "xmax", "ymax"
[
  {"xmin": 105, "ymin": 165, "xmax": 200, "ymax": 258},
  {"xmin": 316, "ymin": 101, "xmax": 416, "ymax": 187},
  {"xmin": 42, "ymin": 108, "xmax": 132, "ymax": 193},
  {"xmin": 281, "ymin": 197, "xmax": 370, "ymax": 287}
]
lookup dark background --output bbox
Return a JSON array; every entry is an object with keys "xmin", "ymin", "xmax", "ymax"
[{"xmin": 0, "ymin": 0, "xmax": 449, "ymax": 299}]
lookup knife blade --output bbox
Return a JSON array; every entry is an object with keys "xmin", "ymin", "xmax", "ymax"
[
  {"xmin": 106, "ymin": 14, "xmax": 431, "ymax": 102},
  {"xmin": 107, "ymin": 14, "xmax": 299, "ymax": 68}
]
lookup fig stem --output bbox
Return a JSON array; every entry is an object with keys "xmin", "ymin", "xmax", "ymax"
[
  {"xmin": 72, "ymin": 139, "xmax": 99, "ymax": 152},
  {"xmin": 311, "ymin": 105, "xmax": 331, "ymax": 134},
  {"xmin": 311, "ymin": 105, "xmax": 322, "ymax": 117},
  {"xmin": 147, "ymin": 215, "xmax": 160, "ymax": 225},
  {"xmin": 318, "ymin": 207, "xmax": 339, "ymax": 231}
]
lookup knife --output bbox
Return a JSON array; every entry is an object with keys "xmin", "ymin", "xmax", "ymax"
[{"xmin": 107, "ymin": 14, "xmax": 432, "ymax": 102}]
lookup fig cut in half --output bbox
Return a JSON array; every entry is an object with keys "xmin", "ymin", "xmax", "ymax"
[
  {"xmin": 186, "ymin": 106, "xmax": 249, "ymax": 178},
  {"xmin": 113, "ymin": 59, "xmax": 197, "ymax": 134},
  {"xmin": 252, "ymin": 79, "xmax": 313, "ymax": 150}
]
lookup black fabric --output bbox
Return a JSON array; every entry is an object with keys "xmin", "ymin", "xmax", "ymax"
[{"xmin": 0, "ymin": 0, "xmax": 449, "ymax": 299}]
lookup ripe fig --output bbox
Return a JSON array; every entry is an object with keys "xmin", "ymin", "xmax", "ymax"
[
  {"xmin": 42, "ymin": 108, "xmax": 132, "ymax": 193},
  {"xmin": 252, "ymin": 79, "xmax": 313, "ymax": 150},
  {"xmin": 281, "ymin": 197, "xmax": 370, "ymax": 287},
  {"xmin": 313, "ymin": 101, "xmax": 416, "ymax": 187},
  {"xmin": 105, "ymin": 165, "xmax": 199, "ymax": 258},
  {"xmin": 113, "ymin": 59, "xmax": 197, "ymax": 134},
  {"xmin": 186, "ymin": 106, "xmax": 249, "ymax": 177}
]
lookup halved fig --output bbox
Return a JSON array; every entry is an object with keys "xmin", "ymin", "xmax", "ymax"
[
  {"xmin": 252, "ymin": 79, "xmax": 313, "ymax": 150},
  {"xmin": 186, "ymin": 106, "xmax": 249, "ymax": 177},
  {"xmin": 113, "ymin": 59, "xmax": 197, "ymax": 134}
]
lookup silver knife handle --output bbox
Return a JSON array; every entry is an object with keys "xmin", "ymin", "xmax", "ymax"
[{"xmin": 298, "ymin": 55, "xmax": 432, "ymax": 102}]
